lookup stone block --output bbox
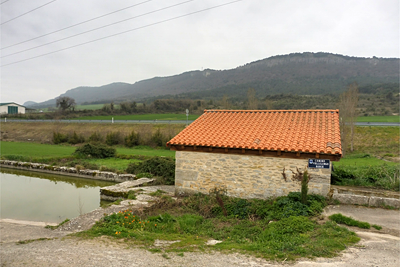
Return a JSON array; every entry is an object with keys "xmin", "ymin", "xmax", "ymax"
[
  {"xmin": 369, "ymin": 196, "xmax": 400, "ymax": 208},
  {"xmin": 332, "ymin": 193, "xmax": 369, "ymax": 205}
]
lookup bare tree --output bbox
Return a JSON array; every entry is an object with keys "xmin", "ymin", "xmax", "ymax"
[
  {"xmin": 339, "ymin": 82, "xmax": 359, "ymax": 155},
  {"xmin": 56, "ymin": 96, "xmax": 76, "ymax": 112},
  {"xmin": 247, "ymin": 88, "xmax": 258, "ymax": 110},
  {"xmin": 220, "ymin": 95, "xmax": 230, "ymax": 109}
]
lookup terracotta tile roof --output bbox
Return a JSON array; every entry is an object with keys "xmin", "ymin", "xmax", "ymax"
[{"xmin": 167, "ymin": 109, "xmax": 342, "ymax": 156}]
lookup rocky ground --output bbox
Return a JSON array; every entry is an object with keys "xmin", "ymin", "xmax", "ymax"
[{"xmin": 1, "ymin": 188, "xmax": 399, "ymax": 267}]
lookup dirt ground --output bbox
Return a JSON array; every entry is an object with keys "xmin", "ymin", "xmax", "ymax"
[{"xmin": 1, "ymin": 205, "xmax": 399, "ymax": 267}]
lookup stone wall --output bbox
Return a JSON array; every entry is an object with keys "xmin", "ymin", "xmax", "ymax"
[
  {"xmin": 0, "ymin": 160, "xmax": 136, "ymax": 183},
  {"xmin": 175, "ymin": 151, "xmax": 331, "ymax": 199}
]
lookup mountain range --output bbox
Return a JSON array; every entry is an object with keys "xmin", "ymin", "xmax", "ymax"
[{"xmin": 26, "ymin": 52, "xmax": 399, "ymax": 108}]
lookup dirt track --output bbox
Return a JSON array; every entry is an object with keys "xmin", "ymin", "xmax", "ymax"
[{"xmin": 1, "ymin": 205, "xmax": 399, "ymax": 267}]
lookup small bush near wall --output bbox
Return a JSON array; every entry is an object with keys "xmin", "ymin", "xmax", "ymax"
[
  {"xmin": 74, "ymin": 144, "xmax": 116, "ymax": 158},
  {"xmin": 126, "ymin": 157, "xmax": 175, "ymax": 184}
]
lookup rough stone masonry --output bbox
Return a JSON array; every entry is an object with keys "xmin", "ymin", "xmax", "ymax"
[{"xmin": 175, "ymin": 151, "xmax": 331, "ymax": 199}]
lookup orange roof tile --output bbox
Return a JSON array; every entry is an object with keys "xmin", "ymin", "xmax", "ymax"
[{"xmin": 167, "ymin": 109, "xmax": 342, "ymax": 155}]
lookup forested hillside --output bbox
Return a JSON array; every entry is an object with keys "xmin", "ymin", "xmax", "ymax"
[{"xmin": 28, "ymin": 52, "xmax": 399, "ymax": 108}]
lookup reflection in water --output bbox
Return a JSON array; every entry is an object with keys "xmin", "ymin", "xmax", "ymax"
[{"xmin": 0, "ymin": 167, "xmax": 115, "ymax": 223}]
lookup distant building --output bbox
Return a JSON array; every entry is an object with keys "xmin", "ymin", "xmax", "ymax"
[
  {"xmin": 0, "ymin": 102, "xmax": 26, "ymax": 114},
  {"xmin": 167, "ymin": 109, "xmax": 342, "ymax": 199}
]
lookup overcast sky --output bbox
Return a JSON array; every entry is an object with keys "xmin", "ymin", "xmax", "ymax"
[{"xmin": 1, "ymin": 0, "xmax": 399, "ymax": 104}]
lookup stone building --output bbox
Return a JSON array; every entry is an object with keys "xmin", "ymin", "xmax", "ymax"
[{"xmin": 167, "ymin": 109, "xmax": 342, "ymax": 199}]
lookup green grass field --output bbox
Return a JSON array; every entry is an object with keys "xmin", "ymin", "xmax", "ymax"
[
  {"xmin": 118, "ymin": 146, "xmax": 175, "ymax": 157},
  {"xmin": 73, "ymin": 113, "xmax": 200, "ymax": 121},
  {"xmin": 0, "ymin": 142, "xmax": 75, "ymax": 158},
  {"xmin": 334, "ymin": 154, "xmax": 398, "ymax": 168},
  {"xmin": 357, "ymin": 116, "xmax": 399, "ymax": 123},
  {"xmin": 75, "ymin": 104, "xmax": 114, "ymax": 110},
  {"xmin": 0, "ymin": 142, "xmax": 175, "ymax": 159}
]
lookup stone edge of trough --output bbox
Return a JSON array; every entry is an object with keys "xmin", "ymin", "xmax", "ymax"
[
  {"xmin": 330, "ymin": 187, "xmax": 400, "ymax": 209},
  {"xmin": 2, "ymin": 160, "xmax": 399, "ymax": 209},
  {"xmin": 0, "ymin": 160, "xmax": 136, "ymax": 183}
]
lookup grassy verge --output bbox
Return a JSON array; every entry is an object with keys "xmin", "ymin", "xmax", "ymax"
[
  {"xmin": 77, "ymin": 192, "xmax": 359, "ymax": 261},
  {"xmin": 357, "ymin": 116, "xmax": 400, "ymax": 123},
  {"xmin": 332, "ymin": 154, "xmax": 400, "ymax": 191}
]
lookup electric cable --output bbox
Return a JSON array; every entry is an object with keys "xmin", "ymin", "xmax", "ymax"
[
  {"xmin": 1, "ymin": 0, "xmax": 244, "ymax": 67},
  {"xmin": 2, "ymin": 0, "xmax": 194, "ymax": 58},
  {"xmin": 1, "ymin": 0, "xmax": 57, "ymax": 25},
  {"xmin": 1, "ymin": 0, "xmax": 153, "ymax": 50},
  {"xmin": 1, "ymin": 0, "xmax": 11, "ymax": 5}
]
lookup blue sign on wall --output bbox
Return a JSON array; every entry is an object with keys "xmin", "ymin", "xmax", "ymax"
[{"xmin": 308, "ymin": 159, "xmax": 330, "ymax": 169}]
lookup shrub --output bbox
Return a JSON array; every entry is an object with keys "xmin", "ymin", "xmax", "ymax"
[
  {"xmin": 88, "ymin": 132, "xmax": 103, "ymax": 143},
  {"xmin": 105, "ymin": 131, "xmax": 123, "ymax": 146},
  {"xmin": 125, "ymin": 130, "xmax": 140, "ymax": 147},
  {"xmin": 126, "ymin": 157, "xmax": 175, "ymax": 184},
  {"xmin": 331, "ymin": 167, "xmax": 356, "ymax": 184},
  {"xmin": 68, "ymin": 131, "xmax": 85, "ymax": 144},
  {"xmin": 136, "ymin": 172, "xmax": 153, "ymax": 178},
  {"xmin": 151, "ymin": 128, "xmax": 167, "ymax": 147},
  {"xmin": 74, "ymin": 144, "xmax": 116, "ymax": 158},
  {"xmin": 53, "ymin": 132, "xmax": 69, "ymax": 144}
]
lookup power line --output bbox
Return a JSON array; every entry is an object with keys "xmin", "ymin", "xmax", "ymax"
[
  {"xmin": 0, "ymin": 0, "xmax": 11, "ymax": 5},
  {"xmin": 1, "ymin": 0, "xmax": 194, "ymax": 58},
  {"xmin": 1, "ymin": 0, "xmax": 244, "ymax": 67},
  {"xmin": 1, "ymin": 0, "xmax": 153, "ymax": 50},
  {"xmin": 1, "ymin": 0, "xmax": 57, "ymax": 25}
]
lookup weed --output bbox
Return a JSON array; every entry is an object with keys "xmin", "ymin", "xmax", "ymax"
[
  {"xmin": 127, "ymin": 190, "xmax": 137, "ymax": 200},
  {"xmin": 161, "ymin": 253, "xmax": 170, "ymax": 259},
  {"xmin": 16, "ymin": 238, "xmax": 52, "ymax": 245},
  {"xmin": 372, "ymin": 224, "xmax": 382, "ymax": 230},
  {"xmin": 45, "ymin": 219, "xmax": 70, "ymax": 230},
  {"xmin": 149, "ymin": 190, "xmax": 166, "ymax": 197},
  {"xmin": 148, "ymin": 248, "xmax": 162, "ymax": 253},
  {"xmin": 329, "ymin": 213, "xmax": 370, "ymax": 229},
  {"xmin": 209, "ymin": 186, "xmax": 228, "ymax": 216}
]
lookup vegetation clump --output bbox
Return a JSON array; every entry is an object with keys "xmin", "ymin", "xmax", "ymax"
[
  {"xmin": 328, "ymin": 213, "xmax": 374, "ymax": 229},
  {"xmin": 126, "ymin": 157, "xmax": 175, "ymax": 185},
  {"xmin": 332, "ymin": 154, "xmax": 400, "ymax": 191},
  {"xmin": 80, "ymin": 191, "xmax": 359, "ymax": 261},
  {"xmin": 74, "ymin": 144, "xmax": 116, "ymax": 158}
]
